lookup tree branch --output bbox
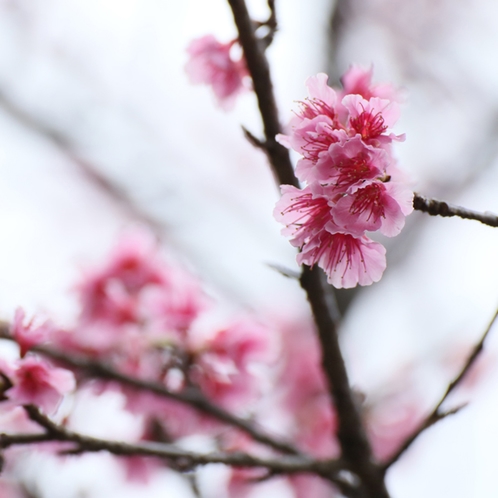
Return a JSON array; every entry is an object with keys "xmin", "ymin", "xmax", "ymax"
[
  {"xmin": 0, "ymin": 322, "xmax": 300, "ymax": 457},
  {"xmin": 226, "ymin": 2, "xmax": 388, "ymax": 496},
  {"xmin": 0, "ymin": 405, "xmax": 343, "ymax": 478},
  {"xmin": 227, "ymin": 0, "xmax": 297, "ymax": 188},
  {"xmin": 413, "ymin": 193, "xmax": 498, "ymax": 228},
  {"xmin": 383, "ymin": 308, "xmax": 498, "ymax": 471}
]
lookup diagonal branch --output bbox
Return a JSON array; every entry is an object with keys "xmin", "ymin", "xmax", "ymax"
[
  {"xmin": 413, "ymin": 193, "xmax": 498, "ymax": 228},
  {"xmin": 0, "ymin": 405, "xmax": 343, "ymax": 478},
  {"xmin": 226, "ymin": 1, "xmax": 388, "ymax": 497},
  {"xmin": 0, "ymin": 322, "xmax": 300, "ymax": 456},
  {"xmin": 383, "ymin": 308, "xmax": 498, "ymax": 471}
]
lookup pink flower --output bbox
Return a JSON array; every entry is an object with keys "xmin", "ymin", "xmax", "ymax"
[
  {"xmin": 191, "ymin": 320, "xmax": 272, "ymax": 409},
  {"xmin": 274, "ymin": 184, "xmax": 387, "ymax": 288},
  {"xmin": 144, "ymin": 265, "xmax": 208, "ymax": 336},
  {"xmin": 78, "ymin": 231, "xmax": 165, "ymax": 325},
  {"xmin": 342, "ymin": 94, "xmax": 404, "ymax": 144},
  {"xmin": 314, "ymin": 137, "xmax": 388, "ymax": 194},
  {"xmin": 185, "ymin": 35, "xmax": 249, "ymax": 109},
  {"xmin": 297, "ymin": 230, "xmax": 386, "ymax": 289},
  {"xmin": 12, "ymin": 308, "xmax": 51, "ymax": 357},
  {"xmin": 275, "ymin": 68, "xmax": 411, "ymax": 288},
  {"xmin": 7, "ymin": 357, "xmax": 75, "ymax": 414},
  {"xmin": 277, "ymin": 74, "xmax": 344, "ymax": 183},
  {"xmin": 340, "ymin": 64, "xmax": 402, "ymax": 102},
  {"xmin": 273, "ymin": 185, "xmax": 334, "ymax": 248},
  {"xmin": 332, "ymin": 181, "xmax": 411, "ymax": 237}
]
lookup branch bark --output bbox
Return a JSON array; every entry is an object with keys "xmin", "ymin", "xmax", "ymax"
[
  {"xmin": 0, "ymin": 322, "xmax": 300, "ymax": 457},
  {"xmin": 383, "ymin": 308, "xmax": 498, "ymax": 471},
  {"xmin": 0, "ymin": 405, "xmax": 342, "ymax": 478},
  {"xmin": 226, "ymin": 2, "xmax": 388, "ymax": 496},
  {"xmin": 413, "ymin": 193, "xmax": 498, "ymax": 228}
]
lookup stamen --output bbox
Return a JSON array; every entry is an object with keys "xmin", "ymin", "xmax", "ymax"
[{"xmin": 350, "ymin": 110, "xmax": 387, "ymax": 140}]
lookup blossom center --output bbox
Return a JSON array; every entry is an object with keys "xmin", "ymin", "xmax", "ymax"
[
  {"xmin": 350, "ymin": 110, "xmax": 387, "ymax": 140},
  {"xmin": 333, "ymin": 153, "xmax": 372, "ymax": 191},
  {"xmin": 349, "ymin": 183, "xmax": 385, "ymax": 221}
]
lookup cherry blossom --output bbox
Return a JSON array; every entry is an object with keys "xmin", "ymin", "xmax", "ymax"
[
  {"xmin": 6, "ymin": 357, "xmax": 75, "ymax": 414},
  {"xmin": 77, "ymin": 231, "xmax": 165, "ymax": 326},
  {"xmin": 191, "ymin": 319, "xmax": 272, "ymax": 409},
  {"xmin": 340, "ymin": 64, "xmax": 403, "ymax": 103},
  {"xmin": 185, "ymin": 35, "xmax": 249, "ymax": 109},
  {"xmin": 274, "ymin": 68, "xmax": 412, "ymax": 287},
  {"xmin": 332, "ymin": 181, "xmax": 409, "ymax": 237},
  {"xmin": 273, "ymin": 185, "xmax": 334, "ymax": 248},
  {"xmin": 11, "ymin": 308, "xmax": 52, "ymax": 358}
]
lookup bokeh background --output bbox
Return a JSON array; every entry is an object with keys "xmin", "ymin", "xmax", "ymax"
[{"xmin": 1, "ymin": 0, "xmax": 498, "ymax": 496}]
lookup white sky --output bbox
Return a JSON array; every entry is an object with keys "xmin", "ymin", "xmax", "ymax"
[{"xmin": 1, "ymin": 0, "xmax": 498, "ymax": 496}]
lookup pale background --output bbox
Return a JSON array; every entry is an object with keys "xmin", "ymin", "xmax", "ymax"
[{"xmin": 0, "ymin": 0, "xmax": 498, "ymax": 496}]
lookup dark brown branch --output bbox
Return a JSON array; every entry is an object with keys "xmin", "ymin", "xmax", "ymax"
[
  {"xmin": 241, "ymin": 125, "xmax": 266, "ymax": 150},
  {"xmin": 227, "ymin": 0, "xmax": 297, "ymax": 188},
  {"xmin": 300, "ymin": 267, "xmax": 388, "ymax": 498},
  {"xmin": 0, "ymin": 405, "xmax": 343, "ymax": 478},
  {"xmin": 0, "ymin": 323, "xmax": 300, "ymax": 457},
  {"xmin": 227, "ymin": 2, "xmax": 388, "ymax": 496},
  {"xmin": 383, "ymin": 308, "xmax": 498, "ymax": 471},
  {"xmin": 413, "ymin": 193, "xmax": 498, "ymax": 228}
]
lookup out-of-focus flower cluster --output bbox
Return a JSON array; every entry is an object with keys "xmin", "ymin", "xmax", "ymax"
[
  {"xmin": 185, "ymin": 34, "xmax": 250, "ymax": 109},
  {"xmin": 274, "ymin": 67, "xmax": 413, "ymax": 288},
  {"xmin": 0, "ymin": 231, "xmax": 423, "ymax": 496}
]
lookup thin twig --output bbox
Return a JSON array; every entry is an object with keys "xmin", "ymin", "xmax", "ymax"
[
  {"xmin": 227, "ymin": 0, "xmax": 297, "ymax": 188},
  {"xmin": 0, "ymin": 405, "xmax": 343, "ymax": 479},
  {"xmin": 0, "ymin": 322, "xmax": 301, "ymax": 456},
  {"xmin": 383, "ymin": 308, "xmax": 498, "ymax": 471},
  {"xmin": 226, "ymin": 2, "xmax": 389, "ymax": 496},
  {"xmin": 413, "ymin": 193, "xmax": 498, "ymax": 228},
  {"xmin": 241, "ymin": 125, "xmax": 266, "ymax": 150}
]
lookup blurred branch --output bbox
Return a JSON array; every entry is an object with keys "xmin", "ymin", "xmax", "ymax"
[
  {"xmin": 327, "ymin": 0, "xmax": 351, "ymax": 85},
  {"xmin": 0, "ymin": 322, "xmax": 301, "ymax": 456},
  {"xmin": 226, "ymin": 1, "xmax": 388, "ymax": 496},
  {"xmin": 383, "ymin": 308, "xmax": 498, "ymax": 471},
  {"xmin": 413, "ymin": 193, "xmax": 498, "ymax": 228},
  {"xmin": 0, "ymin": 90, "xmax": 163, "ymax": 235},
  {"xmin": 0, "ymin": 405, "xmax": 343, "ymax": 478}
]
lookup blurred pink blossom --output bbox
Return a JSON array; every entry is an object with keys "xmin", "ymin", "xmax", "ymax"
[
  {"xmin": 340, "ymin": 64, "xmax": 402, "ymax": 102},
  {"xmin": 11, "ymin": 308, "xmax": 52, "ymax": 358},
  {"xmin": 185, "ymin": 35, "xmax": 250, "ymax": 109},
  {"xmin": 7, "ymin": 357, "xmax": 75, "ymax": 414},
  {"xmin": 191, "ymin": 319, "xmax": 272, "ymax": 409},
  {"xmin": 77, "ymin": 231, "xmax": 164, "ymax": 326}
]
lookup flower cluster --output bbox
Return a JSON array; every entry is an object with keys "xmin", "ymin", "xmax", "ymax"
[
  {"xmin": 274, "ymin": 67, "xmax": 413, "ymax": 288},
  {"xmin": 0, "ymin": 231, "xmax": 275, "ymax": 481},
  {"xmin": 185, "ymin": 34, "xmax": 250, "ymax": 109},
  {"xmin": 0, "ymin": 230, "xmax": 440, "ymax": 496}
]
